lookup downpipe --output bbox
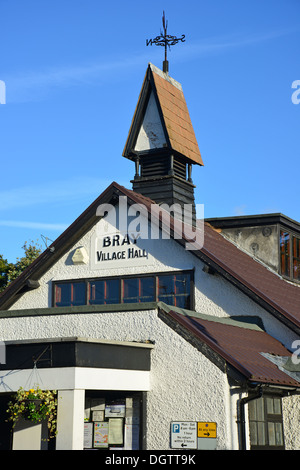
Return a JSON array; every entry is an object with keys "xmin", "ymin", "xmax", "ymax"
[{"xmin": 239, "ymin": 386, "xmax": 263, "ymax": 450}]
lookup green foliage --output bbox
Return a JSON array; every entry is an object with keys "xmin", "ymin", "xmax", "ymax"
[
  {"xmin": 0, "ymin": 255, "xmax": 12, "ymax": 292},
  {"xmin": 7, "ymin": 387, "xmax": 58, "ymax": 439},
  {"xmin": 0, "ymin": 240, "xmax": 42, "ymax": 293}
]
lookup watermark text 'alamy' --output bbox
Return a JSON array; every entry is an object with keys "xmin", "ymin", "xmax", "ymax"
[{"xmin": 96, "ymin": 196, "xmax": 204, "ymax": 251}]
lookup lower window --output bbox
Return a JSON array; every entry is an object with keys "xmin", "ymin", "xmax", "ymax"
[
  {"xmin": 248, "ymin": 395, "xmax": 284, "ymax": 450},
  {"xmin": 84, "ymin": 391, "xmax": 142, "ymax": 450}
]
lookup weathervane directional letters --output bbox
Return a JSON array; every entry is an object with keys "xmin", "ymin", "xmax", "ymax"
[{"xmin": 146, "ymin": 11, "xmax": 185, "ymax": 73}]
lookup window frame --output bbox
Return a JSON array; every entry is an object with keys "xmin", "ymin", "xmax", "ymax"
[
  {"xmin": 52, "ymin": 270, "xmax": 194, "ymax": 309},
  {"xmin": 54, "ymin": 280, "xmax": 87, "ymax": 307},
  {"xmin": 279, "ymin": 228, "xmax": 300, "ymax": 282},
  {"xmin": 248, "ymin": 394, "xmax": 285, "ymax": 450}
]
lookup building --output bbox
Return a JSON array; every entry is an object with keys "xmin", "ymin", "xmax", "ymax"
[{"xmin": 0, "ymin": 62, "xmax": 300, "ymax": 451}]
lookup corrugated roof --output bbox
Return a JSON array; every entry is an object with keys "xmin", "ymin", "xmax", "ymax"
[{"xmin": 159, "ymin": 303, "xmax": 300, "ymax": 387}]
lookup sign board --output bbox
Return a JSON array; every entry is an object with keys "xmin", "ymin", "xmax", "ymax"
[
  {"xmin": 171, "ymin": 422, "xmax": 197, "ymax": 449},
  {"xmin": 90, "ymin": 231, "xmax": 154, "ymax": 270},
  {"xmin": 197, "ymin": 422, "xmax": 217, "ymax": 438}
]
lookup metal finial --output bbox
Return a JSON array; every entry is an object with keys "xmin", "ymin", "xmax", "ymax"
[{"xmin": 146, "ymin": 11, "xmax": 185, "ymax": 73}]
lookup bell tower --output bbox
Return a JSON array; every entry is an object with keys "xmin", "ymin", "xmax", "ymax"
[{"xmin": 123, "ymin": 63, "xmax": 203, "ymax": 225}]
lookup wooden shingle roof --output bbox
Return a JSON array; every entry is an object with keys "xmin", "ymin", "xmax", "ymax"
[{"xmin": 123, "ymin": 63, "xmax": 204, "ymax": 166}]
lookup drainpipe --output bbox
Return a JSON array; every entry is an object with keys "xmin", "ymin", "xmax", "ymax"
[{"xmin": 239, "ymin": 386, "xmax": 263, "ymax": 450}]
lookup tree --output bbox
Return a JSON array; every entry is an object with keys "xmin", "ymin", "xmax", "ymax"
[
  {"xmin": 0, "ymin": 240, "xmax": 42, "ymax": 293},
  {"xmin": 0, "ymin": 255, "xmax": 12, "ymax": 292}
]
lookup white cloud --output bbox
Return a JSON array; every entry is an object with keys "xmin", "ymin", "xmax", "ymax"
[
  {"xmin": 234, "ymin": 205, "xmax": 247, "ymax": 216},
  {"xmin": 5, "ymin": 53, "xmax": 149, "ymax": 102},
  {"xmin": 4, "ymin": 27, "xmax": 295, "ymax": 103},
  {"xmin": 175, "ymin": 28, "xmax": 296, "ymax": 63},
  {"xmin": 0, "ymin": 177, "xmax": 112, "ymax": 212},
  {"xmin": 0, "ymin": 220, "xmax": 67, "ymax": 231}
]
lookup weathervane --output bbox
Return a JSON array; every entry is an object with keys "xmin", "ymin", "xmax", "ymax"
[{"xmin": 146, "ymin": 11, "xmax": 185, "ymax": 73}]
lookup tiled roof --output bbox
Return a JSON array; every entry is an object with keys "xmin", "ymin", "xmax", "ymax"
[
  {"xmin": 159, "ymin": 303, "xmax": 300, "ymax": 387},
  {"xmin": 124, "ymin": 191, "xmax": 300, "ymax": 340},
  {"xmin": 150, "ymin": 65, "xmax": 204, "ymax": 166},
  {"xmin": 119, "ymin": 184, "xmax": 300, "ymax": 330},
  {"xmin": 123, "ymin": 64, "xmax": 204, "ymax": 166}
]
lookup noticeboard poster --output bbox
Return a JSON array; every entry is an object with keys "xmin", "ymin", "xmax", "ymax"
[
  {"xmin": 94, "ymin": 422, "xmax": 109, "ymax": 448},
  {"xmin": 105, "ymin": 401, "xmax": 126, "ymax": 418},
  {"xmin": 108, "ymin": 418, "xmax": 123, "ymax": 445},
  {"xmin": 84, "ymin": 422, "xmax": 93, "ymax": 449}
]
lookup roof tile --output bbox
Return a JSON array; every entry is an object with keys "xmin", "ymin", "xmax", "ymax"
[{"xmin": 151, "ymin": 67, "xmax": 204, "ymax": 166}]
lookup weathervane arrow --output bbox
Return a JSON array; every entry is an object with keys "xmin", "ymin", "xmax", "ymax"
[{"xmin": 146, "ymin": 11, "xmax": 185, "ymax": 73}]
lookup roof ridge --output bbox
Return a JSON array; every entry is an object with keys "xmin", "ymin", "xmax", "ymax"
[{"xmin": 149, "ymin": 63, "xmax": 183, "ymax": 91}]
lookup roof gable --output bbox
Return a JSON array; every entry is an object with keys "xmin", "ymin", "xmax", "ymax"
[
  {"xmin": 134, "ymin": 90, "xmax": 167, "ymax": 151},
  {"xmin": 123, "ymin": 63, "xmax": 204, "ymax": 166},
  {"xmin": 0, "ymin": 182, "xmax": 299, "ymax": 338}
]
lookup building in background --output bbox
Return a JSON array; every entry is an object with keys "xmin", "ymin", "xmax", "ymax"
[{"xmin": 0, "ymin": 63, "xmax": 300, "ymax": 451}]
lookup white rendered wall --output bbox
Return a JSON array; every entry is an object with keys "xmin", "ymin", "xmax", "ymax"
[
  {"xmin": 56, "ymin": 389, "xmax": 85, "ymax": 450},
  {"xmin": 8, "ymin": 210, "xmax": 299, "ymax": 352},
  {"xmin": 0, "ymin": 308, "xmax": 233, "ymax": 450},
  {"xmin": 2, "ymin": 203, "xmax": 300, "ymax": 449}
]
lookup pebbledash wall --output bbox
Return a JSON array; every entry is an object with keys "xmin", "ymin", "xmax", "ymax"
[{"xmin": 2, "ymin": 210, "xmax": 300, "ymax": 450}]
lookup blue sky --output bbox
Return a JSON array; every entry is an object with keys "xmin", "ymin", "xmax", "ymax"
[{"xmin": 0, "ymin": 0, "xmax": 299, "ymax": 262}]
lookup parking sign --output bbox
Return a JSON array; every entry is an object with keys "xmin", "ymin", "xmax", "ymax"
[{"xmin": 170, "ymin": 422, "xmax": 197, "ymax": 449}]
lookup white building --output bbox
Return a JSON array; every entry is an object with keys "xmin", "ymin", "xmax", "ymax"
[{"xmin": 0, "ymin": 63, "xmax": 300, "ymax": 451}]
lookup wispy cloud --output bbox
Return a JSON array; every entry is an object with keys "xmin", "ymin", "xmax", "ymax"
[
  {"xmin": 176, "ymin": 27, "xmax": 297, "ymax": 61},
  {"xmin": 234, "ymin": 205, "xmax": 247, "ymax": 216},
  {"xmin": 0, "ymin": 220, "xmax": 67, "ymax": 231},
  {"xmin": 6, "ymin": 52, "xmax": 149, "ymax": 102},
  {"xmin": 0, "ymin": 176, "xmax": 114, "ymax": 212},
  {"xmin": 4, "ymin": 27, "xmax": 295, "ymax": 103}
]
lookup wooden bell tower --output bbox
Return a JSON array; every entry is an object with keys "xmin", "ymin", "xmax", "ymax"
[{"xmin": 123, "ymin": 63, "xmax": 203, "ymax": 225}]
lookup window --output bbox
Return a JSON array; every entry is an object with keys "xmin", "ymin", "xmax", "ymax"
[
  {"xmin": 84, "ymin": 391, "xmax": 142, "ymax": 450},
  {"xmin": 280, "ymin": 230, "xmax": 300, "ymax": 281},
  {"xmin": 89, "ymin": 279, "xmax": 119, "ymax": 305},
  {"xmin": 280, "ymin": 231, "xmax": 290, "ymax": 278},
  {"xmin": 248, "ymin": 395, "xmax": 284, "ymax": 450},
  {"xmin": 53, "ymin": 271, "xmax": 193, "ymax": 309},
  {"xmin": 293, "ymin": 236, "xmax": 300, "ymax": 281},
  {"xmin": 157, "ymin": 273, "xmax": 191, "ymax": 308},
  {"xmin": 123, "ymin": 277, "xmax": 155, "ymax": 303},
  {"xmin": 55, "ymin": 281, "xmax": 86, "ymax": 307}
]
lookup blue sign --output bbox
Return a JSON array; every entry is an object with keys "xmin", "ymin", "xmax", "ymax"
[{"xmin": 172, "ymin": 423, "xmax": 180, "ymax": 433}]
